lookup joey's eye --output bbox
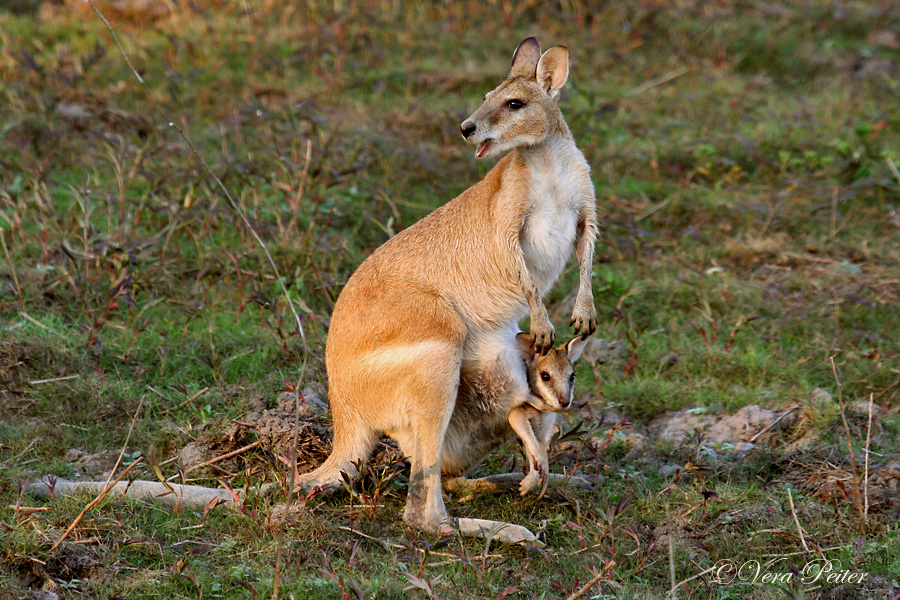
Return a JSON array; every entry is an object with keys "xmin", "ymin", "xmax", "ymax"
[
  {"xmin": 506, "ymin": 99, "xmax": 525, "ymax": 110},
  {"xmin": 569, "ymin": 373, "xmax": 576, "ymax": 383},
  {"xmin": 540, "ymin": 372, "xmax": 551, "ymax": 382}
]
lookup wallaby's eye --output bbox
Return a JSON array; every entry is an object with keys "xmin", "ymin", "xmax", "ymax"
[
  {"xmin": 569, "ymin": 373, "xmax": 576, "ymax": 383},
  {"xmin": 540, "ymin": 371, "xmax": 551, "ymax": 382},
  {"xmin": 506, "ymin": 99, "xmax": 525, "ymax": 110}
]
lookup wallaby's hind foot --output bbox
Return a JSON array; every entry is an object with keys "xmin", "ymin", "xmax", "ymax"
[{"xmin": 455, "ymin": 517, "xmax": 541, "ymax": 545}]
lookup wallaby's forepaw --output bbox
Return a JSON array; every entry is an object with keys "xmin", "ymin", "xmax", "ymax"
[
  {"xmin": 529, "ymin": 317, "xmax": 556, "ymax": 354},
  {"xmin": 570, "ymin": 298, "xmax": 597, "ymax": 338}
]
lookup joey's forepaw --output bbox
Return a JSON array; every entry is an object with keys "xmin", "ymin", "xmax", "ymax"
[{"xmin": 519, "ymin": 471, "xmax": 541, "ymax": 496}]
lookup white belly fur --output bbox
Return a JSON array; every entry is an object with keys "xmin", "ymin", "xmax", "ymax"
[{"xmin": 520, "ymin": 138, "xmax": 587, "ymax": 296}]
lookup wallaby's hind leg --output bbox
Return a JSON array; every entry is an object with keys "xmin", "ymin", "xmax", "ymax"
[
  {"xmin": 392, "ymin": 366, "xmax": 460, "ymax": 534},
  {"xmin": 296, "ymin": 398, "xmax": 379, "ymax": 495}
]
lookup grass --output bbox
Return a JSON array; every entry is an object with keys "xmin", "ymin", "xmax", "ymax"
[{"xmin": 2, "ymin": 0, "xmax": 900, "ymax": 598}]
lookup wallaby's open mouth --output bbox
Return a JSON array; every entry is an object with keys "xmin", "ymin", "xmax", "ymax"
[{"xmin": 475, "ymin": 139, "xmax": 492, "ymax": 158}]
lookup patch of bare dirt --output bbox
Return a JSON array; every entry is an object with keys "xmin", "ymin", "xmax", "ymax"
[
  {"xmin": 782, "ymin": 456, "xmax": 900, "ymax": 522},
  {"xmin": 2, "ymin": 544, "xmax": 110, "ymax": 600},
  {"xmin": 178, "ymin": 387, "xmax": 332, "ymax": 476}
]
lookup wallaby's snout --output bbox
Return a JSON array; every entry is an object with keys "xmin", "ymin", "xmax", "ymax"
[{"xmin": 460, "ymin": 120, "xmax": 477, "ymax": 138}]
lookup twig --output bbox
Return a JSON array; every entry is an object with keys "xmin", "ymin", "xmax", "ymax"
[
  {"xmin": 339, "ymin": 525, "xmax": 399, "ymax": 552},
  {"xmin": 0, "ymin": 438, "xmax": 37, "ymax": 469},
  {"xmin": 103, "ymin": 396, "xmax": 144, "ymax": 490},
  {"xmin": 165, "ymin": 441, "xmax": 260, "ymax": 482},
  {"xmin": 7, "ymin": 505, "xmax": 50, "ymax": 512},
  {"xmin": 864, "ymin": 393, "xmax": 873, "ymax": 526},
  {"xmin": 160, "ymin": 386, "xmax": 210, "ymax": 416},
  {"xmin": 667, "ymin": 502, "xmax": 676, "ymax": 600},
  {"xmin": 830, "ymin": 357, "xmax": 866, "ymax": 534},
  {"xmin": 28, "ymin": 375, "xmax": 81, "ymax": 385},
  {"xmin": 671, "ymin": 566, "xmax": 717, "ymax": 594},
  {"xmin": 624, "ymin": 67, "xmax": 689, "ymax": 98},
  {"xmin": 566, "ymin": 561, "xmax": 616, "ymax": 600},
  {"xmin": 749, "ymin": 406, "xmax": 799, "ymax": 443},
  {"xmin": 786, "ymin": 487, "xmax": 810, "ymax": 553},
  {"xmin": 760, "ymin": 544, "xmax": 850, "ymax": 558},
  {"xmin": 292, "ymin": 139, "xmax": 313, "ymax": 232},
  {"xmin": 887, "ymin": 157, "xmax": 900, "ymax": 188},
  {"xmin": 84, "ymin": 0, "xmax": 308, "ymax": 351},
  {"xmin": 19, "ymin": 312, "xmax": 61, "ymax": 334},
  {"xmin": 0, "ymin": 229, "xmax": 22, "ymax": 305},
  {"xmin": 274, "ymin": 356, "xmax": 308, "ymax": 600}
]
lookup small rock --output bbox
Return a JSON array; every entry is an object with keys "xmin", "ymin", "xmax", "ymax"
[
  {"xmin": 807, "ymin": 387, "xmax": 834, "ymax": 407},
  {"xmin": 869, "ymin": 29, "xmax": 900, "ymax": 50},
  {"xmin": 659, "ymin": 464, "xmax": 683, "ymax": 478},
  {"xmin": 276, "ymin": 391, "xmax": 313, "ymax": 419},
  {"xmin": 582, "ymin": 338, "xmax": 628, "ymax": 368},
  {"xmin": 698, "ymin": 445, "xmax": 722, "ymax": 462},
  {"xmin": 64, "ymin": 448, "xmax": 84, "ymax": 463},
  {"xmin": 704, "ymin": 405, "xmax": 782, "ymax": 445},
  {"xmin": 650, "ymin": 410, "xmax": 714, "ymax": 443},
  {"xmin": 848, "ymin": 399, "xmax": 880, "ymax": 418},
  {"xmin": 265, "ymin": 502, "xmax": 308, "ymax": 531},
  {"xmin": 623, "ymin": 432, "xmax": 647, "ymax": 449},
  {"xmin": 56, "ymin": 102, "xmax": 92, "ymax": 125},
  {"xmin": 179, "ymin": 442, "xmax": 208, "ymax": 471},
  {"xmin": 734, "ymin": 442, "xmax": 756, "ymax": 457},
  {"xmin": 301, "ymin": 383, "xmax": 328, "ymax": 413}
]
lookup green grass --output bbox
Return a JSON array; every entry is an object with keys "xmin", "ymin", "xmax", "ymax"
[{"xmin": 2, "ymin": 1, "xmax": 900, "ymax": 598}]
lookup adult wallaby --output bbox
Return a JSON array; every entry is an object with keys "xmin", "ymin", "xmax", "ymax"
[{"xmin": 297, "ymin": 37, "xmax": 597, "ymax": 543}]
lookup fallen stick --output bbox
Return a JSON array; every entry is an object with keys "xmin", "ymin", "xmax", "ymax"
[{"xmin": 28, "ymin": 477, "xmax": 240, "ymax": 512}]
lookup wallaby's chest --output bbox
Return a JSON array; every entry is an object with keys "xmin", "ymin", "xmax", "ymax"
[{"xmin": 520, "ymin": 150, "xmax": 589, "ymax": 294}]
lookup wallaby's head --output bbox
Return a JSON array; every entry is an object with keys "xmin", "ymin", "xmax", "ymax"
[
  {"xmin": 516, "ymin": 333, "xmax": 587, "ymax": 411},
  {"xmin": 460, "ymin": 37, "xmax": 569, "ymax": 159}
]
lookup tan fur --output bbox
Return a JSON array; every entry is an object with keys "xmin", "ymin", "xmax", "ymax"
[{"xmin": 297, "ymin": 37, "xmax": 598, "ymax": 541}]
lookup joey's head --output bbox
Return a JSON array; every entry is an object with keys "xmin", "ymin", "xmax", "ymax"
[
  {"xmin": 516, "ymin": 332, "xmax": 588, "ymax": 411},
  {"xmin": 460, "ymin": 37, "xmax": 570, "ymax": 159}
]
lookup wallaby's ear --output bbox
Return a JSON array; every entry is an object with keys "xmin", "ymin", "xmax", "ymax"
[
  {"xmin": 509, "ymin": 37, "xmax": 542, "ymax": 78},
  {"xmin": 563, "ymin": 335, "xmax": 588, "ymax": 363},
  {"xmin": 536, "ymin": 45, "xmax": 569, "ymax": 98},
  {"xmin": 516, "ymin": 331, "xmax": 537, "ymax": 361}
]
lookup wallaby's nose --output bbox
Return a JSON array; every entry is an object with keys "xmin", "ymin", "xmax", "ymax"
[{"xmin": 460, "ymin": 121, "xmax": 477, "ymax": 138}]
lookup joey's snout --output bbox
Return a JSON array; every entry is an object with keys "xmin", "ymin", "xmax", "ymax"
[{"xmin": 460, "ymin": 120, "xmax": 476, "ymax": 138}]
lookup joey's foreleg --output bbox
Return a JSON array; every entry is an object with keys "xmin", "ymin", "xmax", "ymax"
[{"xmin": 508, "ymin": 407, "xmax": 548, "ymax": 497}]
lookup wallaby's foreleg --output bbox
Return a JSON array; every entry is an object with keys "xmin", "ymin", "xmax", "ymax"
[
  {"xmin": 513, "ymin": 240, "xmax": 555, "ymax": 352},
  {"xmin": 570, "ymin": 209, "xmax": 598, "ymax": 338}
]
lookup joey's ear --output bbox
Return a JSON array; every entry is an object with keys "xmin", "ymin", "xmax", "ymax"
[
  {"xmin": 515, "ymin": 332, "xmax": 537, "ymax": 361},
  {"xmin": 563, "ymin": 335, "xmax": 588, "ymax": 363},
  {"xmin": 536, "ymin": 45, "xmax": 569, "ymax": 98},
  {"xmin": 509, "ymin": 37, "xmax": 542, "ymax": 78}
]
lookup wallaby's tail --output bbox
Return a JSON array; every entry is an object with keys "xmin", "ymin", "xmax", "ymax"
[{"xmin": 296, "ymin": 407, "xmax": 378, "ymax": 495}]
